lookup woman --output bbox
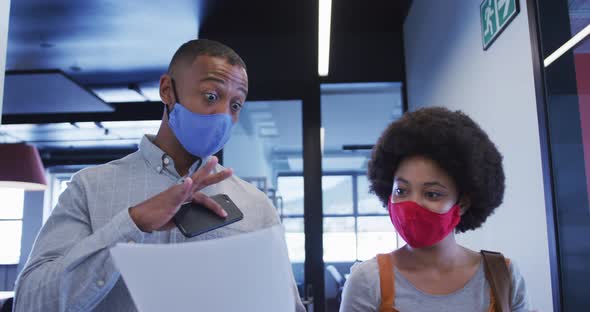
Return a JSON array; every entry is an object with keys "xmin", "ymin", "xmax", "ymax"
[{"xmin": 340, "ymin": 107, "xmax": 531, "ymax": 312}]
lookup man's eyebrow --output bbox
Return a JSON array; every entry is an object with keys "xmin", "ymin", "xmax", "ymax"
[
  {"xmin": 200, "ymin": 77, "xmax": 225, "ymax": 84},
  {"xmin": 200, "ymin": 77, "xmax": 248, "ymax": 97},
  {"xmin": 237, "ymin": 87, "xmax": 248, "ymax": 97}
]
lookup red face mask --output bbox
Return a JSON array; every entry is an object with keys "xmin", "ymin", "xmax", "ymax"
[{"xmin": 387, "ymin": 195, "xmax": 460, "ymax": 248}]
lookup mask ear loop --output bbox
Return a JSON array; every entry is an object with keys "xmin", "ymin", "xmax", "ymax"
[
  {"xmin": 165, "ymin": 77, "xmax": 181, "ymax": 117},
  {"xmin": 165, "ymin": 103, "xmax": 171, "ymax": 116}
]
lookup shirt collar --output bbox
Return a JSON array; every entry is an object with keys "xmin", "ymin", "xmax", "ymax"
[{"xmin": 139, "ymin": 135, "xmax": 204, "ymax": 178}]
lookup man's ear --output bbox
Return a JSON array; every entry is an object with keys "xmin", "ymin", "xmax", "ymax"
[
  {"xmin": 459, "ymin": 196, "xmax": 471, "ymax": 216},
  {"xmin": 159, "ymin": 74, "xmax": 175, "ymax": 109}
]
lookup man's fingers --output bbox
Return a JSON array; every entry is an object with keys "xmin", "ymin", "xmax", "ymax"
[
  {"xmin": 131, "ymin": 177, "xmax": 194, "ymax": 233},
  {"xmin": 190, "ymin": 156, "xmax": 218, "ymax": 185},
  {"xmin": 198, "ymin": 169, "xmax": 233, "ymax": 189},
  {"xmin": 169, "ymin": 177, "xmax": 193, "ymax": 211},
  {"xmin": 192, "ymin": 192, "xmax": 228, "ymax": 218},
  {"xmin": 189, "ymin": 157, "xmax": 233, "ymax": 192}
]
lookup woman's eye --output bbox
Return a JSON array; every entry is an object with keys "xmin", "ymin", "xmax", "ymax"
[
  {"xmin": 426, "ymin": 192, "xmax": 442, "ymax": 199},
  {"xmin": 394, "ymin": 188, "xmax": 406, "ymax": 196}
]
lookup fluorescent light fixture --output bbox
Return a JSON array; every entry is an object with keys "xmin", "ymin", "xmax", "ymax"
[
  {"xmin": 101, "ymin": 120, "xmax": 161, "ymax": 129},
  {"xmin": 137, "ymin": 81, "xmax": 162, "ymax": 102},
  {"xmin": 320, "ymin": 127, "xmax": 325, "ymax": 155},
  {"xmin": 92, "ymin": 87, "xmax": 146, "ymax": 103},
  {"xmin": 318, "ymin": 0, "xmax": 332, "ymax": 76},
  {"xmin": 544, "ymin": 24, "xmax": 590, "ymax": 67},
  {"xmin": 259, "ymin": 127, "xmax": 279, "ymax": 137},
  {"xmin": 322, "ymin": 157, "xmax": 367, "ymax": 171},
  {"xmin": 72, "ymin": 122, "xmax": 100, "ymax": 129},
  {"xmin": 287, "ymin": 156, "xmax": 367, "ymax": 171},
  {"xmin": 138, "ymin": 86, "xmax": 162, "ymax": 102},
  {"xmin": 250, "ymin": 111, "xmax": 273, "ymax": 121},
  {"xmin": 256, "ymin": 121, "xmax": 277, "ymax": 128},
  {"xmin": 0, "ymin": 0, "xmax": 9, "ymax": 125},
  {"xmin": 320, "ymin": 82, "xmax": 402, "ymax": 93}
]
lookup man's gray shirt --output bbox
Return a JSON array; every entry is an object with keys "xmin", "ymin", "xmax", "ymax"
[{"xmin": 14, "ymin": 135, "xmax": 305, "ymax": 312}]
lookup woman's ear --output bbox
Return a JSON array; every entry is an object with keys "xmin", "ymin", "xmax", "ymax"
[{"xmin": 458, "ymin": 196, "xmax": 471, "ymax": 216}]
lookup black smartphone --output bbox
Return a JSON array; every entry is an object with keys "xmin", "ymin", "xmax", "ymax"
[{"xmin": 173, "ymin": 193, "xmax": 243, "ymax": 238}]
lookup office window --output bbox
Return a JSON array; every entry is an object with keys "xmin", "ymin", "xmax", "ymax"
[
  {"xmin": 51, "ymin": 176, "xmax": 70, "ymax": 209},
  {"xmin": 44, "ymin": 170, "xmax": 77, "ymax": 223},
  {"xmin": 282, "ymin": 218, "xmax": 305, "ymax": 263},
  {"xmin": 323, "ymin": 176, "xmax": 353, "ymax": 215},
  {"xmin": 323, "ymin": 217, "xmax": 356, "ymax": 262},
  {"xmin": 277, "ymin": 174, "xmax": 400, "ymax": 263},
  {"xmin": 277, "ymin": 176, "xmax": 306, "ymax": 262},
  {"xmin": 0, "ymin": 188, "xmax": 24, "ymax": 264},
  {"xmin": 357, "ymin": 175, "xmax": 385, "ymax": 214}
]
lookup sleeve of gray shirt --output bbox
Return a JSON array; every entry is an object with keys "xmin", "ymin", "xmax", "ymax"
[
  {"xmin": 510, "ymin": 261, "xmax": 533, "ymax": 312},
  {"xmin": 339, "ymin": 261, "xmax": 379, "ymax": 312},
  {"xmin": 13, "ymin": 171, "xmax": 146, "ymax": 312}
]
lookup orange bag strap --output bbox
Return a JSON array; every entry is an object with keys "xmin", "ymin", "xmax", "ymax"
[
  {"xmin": 377, "ymin": 253, "xmax": 396, "ymax": 312},
  {"xmin": 482, "ymin": 250, "xmax": 512, "ymax": 312}
]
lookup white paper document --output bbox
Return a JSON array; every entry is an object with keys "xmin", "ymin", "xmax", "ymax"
[{"xmin": 110, "ymin": 225, "xmax": 295, "ymax": 312}]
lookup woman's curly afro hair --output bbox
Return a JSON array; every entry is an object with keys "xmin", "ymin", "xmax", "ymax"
[{"xmin": 367, "ymin": 107, "xmax": 505, "ymax": 233}]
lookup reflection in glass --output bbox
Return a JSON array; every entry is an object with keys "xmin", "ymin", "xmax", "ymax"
[
  {"xmin": 323, "ymin": 217, "xmax": 356, "ymax": 262},
  {"xmin": 277, "ymin": 176, "xmax": 304, "ymax": 216},
  {"xmin": 322, "ymin": 176, "xmax": 353, "ymax": 215},
  {"xmin": 223, "ymin": 101, "xmax": 305, "ymax": 267},
  {"xmin": 320, "ymin": 82, "xmax": 404, "ymax": 310},
  {"xmin": 357, "ymin": 216, "xmax": 399, "ymax": 260},
  {"xmin": 283, "ymin": 218, "xmax": 305, "ymax": 262},
  {"xmin": 357, "ymin": 175, "xmax": 386, "ymax": 214}
]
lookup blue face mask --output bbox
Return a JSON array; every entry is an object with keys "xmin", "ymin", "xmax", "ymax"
[{"xmin": 167, "ymin": 79, "xmax": 233, "ymax": 158}]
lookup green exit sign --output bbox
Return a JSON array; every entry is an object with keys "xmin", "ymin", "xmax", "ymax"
[{"xmin": 480, "ymin": 0, "xmax": 520, "ymax": 50}]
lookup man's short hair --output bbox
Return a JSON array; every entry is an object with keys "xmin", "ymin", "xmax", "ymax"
[{"xmin": 167, "ymin": 39, "xmax": 246, "ymax": 75}]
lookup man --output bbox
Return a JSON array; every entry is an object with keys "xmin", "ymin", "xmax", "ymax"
[{"xmin": 14, "ymin": 39, "xmax": 306, "ymax": 312}]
